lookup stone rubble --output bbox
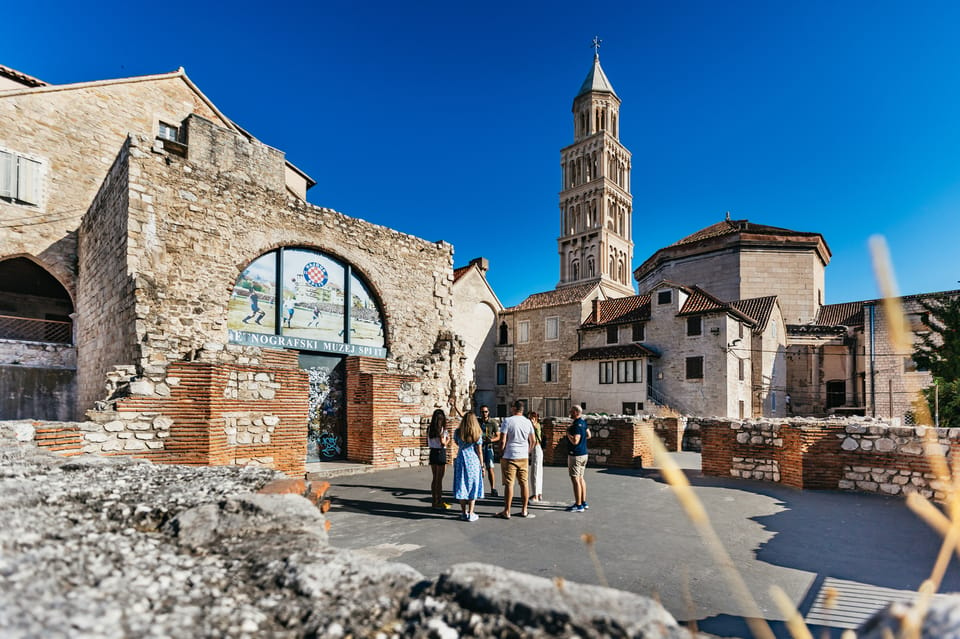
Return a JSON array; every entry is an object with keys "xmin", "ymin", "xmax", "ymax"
[{"xmin": 0, "ymin": 426, "xmax": 700, "ymax": 638}]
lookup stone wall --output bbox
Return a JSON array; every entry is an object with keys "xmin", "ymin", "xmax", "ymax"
[
  {"xmin": 108, "ymin": 116, "xmax": 467, "ymax": 417},
  {"xmin": 497, "ymin": 299, "xmax": 586, "ymax": 417},
  {"xmin": 77, "ymin": 140, "xmax": 137, "ymax": 412},
  {"xmin": 864, "ymin": 298, "xmax": 935, "ymax": 424},
  {"xmin": 701, "ymin": 417, "xmax": 960, "ymax": 501},
  {"xmin": 0, "ymin": 74, "xmax": 228, "ymax": 299},
  {"xmin": 0, "ymin": 340, "xmax": 75, "ymax": 368}
]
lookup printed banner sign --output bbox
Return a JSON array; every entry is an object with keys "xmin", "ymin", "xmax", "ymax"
[{"xmin": 228, "ymin": 330, "xmax": 387, "ymax": 358}]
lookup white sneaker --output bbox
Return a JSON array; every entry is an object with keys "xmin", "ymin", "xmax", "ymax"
[{"xmin": 468, "ymin": 513, "xmax": 479, "ymax": 522}]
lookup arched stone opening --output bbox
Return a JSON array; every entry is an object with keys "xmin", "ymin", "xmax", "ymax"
[{"xmin": 0, "ymin": 257, "xmax": 74, "ymax": 344}]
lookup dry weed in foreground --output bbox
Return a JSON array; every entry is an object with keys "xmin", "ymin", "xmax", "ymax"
[
  {"xmin": 871, "ymin": 235, "xmax": 960, "ymax": 639},
  {"xmin": 639, "ymin": 427, "xmax": 775, "ymax": 639}
]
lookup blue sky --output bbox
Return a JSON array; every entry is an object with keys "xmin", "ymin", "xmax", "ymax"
[{"xmin": 6, "ymin": 1, "xmax": 960, "ymax": 307}]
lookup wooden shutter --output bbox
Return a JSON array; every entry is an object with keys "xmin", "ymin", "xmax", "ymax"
[
  {"xmin": 0, "ymin": 151, "xmax": 14, "ymax": 199},
  {"xmin": 17, "ymin": 156, "xmax": 41, "ymax": 204}
]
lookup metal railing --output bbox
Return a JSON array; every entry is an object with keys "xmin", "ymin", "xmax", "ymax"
[{"xmin": 0, "ymin": 314, "xmax": 72, "ymax": 344}]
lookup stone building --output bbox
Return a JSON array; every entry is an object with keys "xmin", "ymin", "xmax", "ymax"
[
  {"xmin": 452, "ymin": 257, "xmax": 503, "ymax": 411},
  {"xmin": 0, "ymin": 64, "xmax": 475, "ymax": 474},
  {"xmin": 570, "ymin": 284, "xmax": 784, "ymax": 419}
]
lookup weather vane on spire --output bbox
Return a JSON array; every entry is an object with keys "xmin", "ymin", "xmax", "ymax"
[{"xmin": 592, "ymin": 36, "xmax": 602, "ymax": 57}]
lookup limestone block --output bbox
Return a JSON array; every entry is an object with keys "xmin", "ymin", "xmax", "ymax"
[
  {"xmin": 156, "ymin": 431, "xmax": 170, "ymax": 439},
  {"xmin": 838, "ymin": 479, "xmax": 854, "ymax": 489},
  {"xmin": 260, "ymin": 388, "xmax": 276, "ymax": 400},
  {"xmin": 861, "ymin": 439, "xmax": 874, "ymax": 451},
  {"xmin": 127, "ymin": 421, "xmax": 150, "ymax": 431},
  {"xmin": 102, "ymin": 440, "xmax": 123, "ymax": 452},
  {"xmin": 153, "ymin": 416, "xmax": 173, "ymax": 430},
  {"xmin": 237, "ymin": 432, "xmax": 253, "ymax": 445},
  {"xmin": 166, "ymin": 377, "xmax": 180, "ymax": 387},
  {"xmin": 124, "ymin": 439, "xmax": 148, "ymax": 451},
  {"xmin": 104, "ymin": 421, "xmax": 125, "ymax": 433},
  {"xmin": 856, "ymin": 480, "xmax": 878, "ymax": 491},
  {"xmin": 155, "ymin": 383, "xmax": 170, "ymax": 397},
  {"xmin": 263, "ymin": 415, "xmax": 280, "ymax": 426},
  {"xmin": 129, "ymin": 380, "xmax": 154, "ymax": 395},
  {"xmin": 85, "ymin": 433, "xmax": 109, "ymax": 443},
  {"xmin": 134, "ymin": 433, "xmax": 154, "ymax": 440},
  {"xmin": 598, "ymin": 428, "xmax": 610, "ymax": 438},
  {"xmin": 841, "ymin": 438, "xmax": 859, "ymax": 451},
  {"xmin": 736, "ymin": 432, "xmax": 750, "ymax": 444},
  {"xmin": 750, "ymin": 436, "xmax": 764, "ymax": 445}
]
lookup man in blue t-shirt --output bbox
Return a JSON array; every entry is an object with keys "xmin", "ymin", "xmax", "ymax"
[{"xmin": 565, "ymin": 404, "xmax": 591, "ymax": 513}]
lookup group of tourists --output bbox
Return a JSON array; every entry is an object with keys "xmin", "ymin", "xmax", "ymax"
[{"xmin": 427, "ymin": 401, "xmax": 592, "ymax": 521}]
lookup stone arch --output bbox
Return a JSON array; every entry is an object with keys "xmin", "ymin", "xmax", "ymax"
[
  {"xmin": 227, "ymin": 246, "xmax": 387, "ymax": 351},
  {"xmin": 0, "ymin": 255, "xmax": 75, "ymax": 344}
]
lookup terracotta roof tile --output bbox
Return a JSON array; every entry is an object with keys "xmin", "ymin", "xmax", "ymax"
[
  {"xmin": 677, "ymin": 287, "xmax": 727, "ymax": 315},
  {"xmin": 673, "ymin": 218, "xmax": 822, "ymax": 248},
  {"xmin": 731, "ymin": 296, "xmax": 778, "ymax": 331},
  {"xmin": 509, "ymin": 283, "xmax": 598, "ymax": 311},
  {"xmin": 0, "ymin": 64, "xmax": 47, "ymax": 88},
  {"xmin": 570, "ymin": 343, "xmax": 661, "ymax": 361},
  {"xmin": 453, "ymin": 265, "xmax": 470, "ymax": 283},
  {"xmin": 583, "ymin": 294, "xmax": 651, "ymax": 326},
  {"xmin": 816, "ymin": 302, "xmax": 864, "ymax": 327}
]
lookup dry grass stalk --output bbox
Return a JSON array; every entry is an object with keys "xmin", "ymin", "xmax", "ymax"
[
  {"xmin": 769, "ymin": 585, "xmax": 814, "ymax": 639},
  {"xmin": 640, "ymin": 427, "xmax": 775, "ymax": 639},
  {"xmin": 872, "ymin": 236, "xmax": 960, "ymax": 638},
  {"xmin": 580, "ymin": 533, "xmax": 609, "ymax": 588}
]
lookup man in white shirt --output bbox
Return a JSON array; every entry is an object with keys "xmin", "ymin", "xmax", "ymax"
[{"xmin": 494, "ymin": 400, "xmax": 537, "ymax": 520}]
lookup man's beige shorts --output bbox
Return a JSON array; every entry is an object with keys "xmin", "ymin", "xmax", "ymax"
[
  {"xmin": 567, "ymin": 454, "xmax": 588, "ymax": 477},
  {"xmin": 501, "ymin": 457, "xmax": 529, "ymax": 487}
]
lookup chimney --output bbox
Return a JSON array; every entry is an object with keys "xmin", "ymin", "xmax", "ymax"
[
  {"xmin": 592, "ymin": 298, "xmax": 600, "ymax": 323},
  {"xmin": 469, "ymin": 257, "xmax": 489, "ymax": 273}
]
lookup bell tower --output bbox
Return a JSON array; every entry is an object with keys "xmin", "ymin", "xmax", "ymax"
[{"xmin": 557, "ymin": 42, "xmax": 634, "ymax": 296}]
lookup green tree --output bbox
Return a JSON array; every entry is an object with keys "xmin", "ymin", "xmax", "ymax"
[{"xmin": 914, "ymin": 293, "xmax": 960, "ymax": 427}]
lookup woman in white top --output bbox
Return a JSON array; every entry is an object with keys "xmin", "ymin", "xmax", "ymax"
[
  {"xmin": 528, "ymin": 411, "xmax": 544, "ymax": 503},
  {"xmin": 427, "ymin": 409, "xmax": 451, "ymax": 509}
]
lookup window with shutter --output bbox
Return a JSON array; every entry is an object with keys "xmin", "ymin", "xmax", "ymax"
[
  {"xmin": 0, "ymin": 149, "xmax": 43, "ymax": 205},
  {"xmin": 0, "ymin": 151, "xmax": 15, "ymax": 199}
]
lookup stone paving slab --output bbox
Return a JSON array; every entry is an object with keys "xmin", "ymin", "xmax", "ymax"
[{"xmin": 323, "ymin": 453, "xmax": 960, "ymax": 638}]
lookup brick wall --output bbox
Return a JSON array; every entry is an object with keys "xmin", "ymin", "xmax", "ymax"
[{"xmin": 80, "ymin": 352, "xmax": 309, "ymax": 475}]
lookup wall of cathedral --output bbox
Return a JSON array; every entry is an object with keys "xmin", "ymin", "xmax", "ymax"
[
  {"xmin": 635, "ymin": 249, "xmax": 741, "ymax": 299},
  {"xmin": 740, "ymin": 249, "xmax": 824, "ymax": 324}
]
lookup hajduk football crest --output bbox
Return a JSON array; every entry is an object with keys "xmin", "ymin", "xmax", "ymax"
[{"xmin": 303, "ymin": 262, "xmax": 328, "ymax": 288}]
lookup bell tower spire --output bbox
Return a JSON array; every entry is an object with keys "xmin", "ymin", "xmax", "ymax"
[{"xmin": 557, "ymin": 42, "xmax": 634, "ymax": 296}]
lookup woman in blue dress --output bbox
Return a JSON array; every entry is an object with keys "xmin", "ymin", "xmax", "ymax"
[{"xmin": 453, "ymin": 412, "xmax": 484, "ymax": 521}]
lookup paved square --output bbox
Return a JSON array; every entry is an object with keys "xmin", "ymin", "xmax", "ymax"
[{"xmin": 321, "ymin": 453, "xmax": 960, "ymax": 638}]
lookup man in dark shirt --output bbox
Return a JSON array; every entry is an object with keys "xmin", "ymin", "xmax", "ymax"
[
  {"xmin": 565, "ymin": 404, "xmax": 591, "ymax": 513},
  {"xmin": 479, "ymin": 405, "xmax": 500, "ymax": 497}
]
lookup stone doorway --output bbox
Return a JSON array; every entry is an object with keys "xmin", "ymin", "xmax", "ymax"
[{"xmin": 299, "ymin": 353, "xmax": 347, "ymax": 462}]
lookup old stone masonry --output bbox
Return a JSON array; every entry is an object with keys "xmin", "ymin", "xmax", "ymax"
[{"xmin": 0, "ymin": 424, "xmax": 696, "ymax": 638}]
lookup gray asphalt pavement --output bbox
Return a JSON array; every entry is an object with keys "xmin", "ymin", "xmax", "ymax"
[{"xmin": 322, "ymin": 452, "xmax": 960, "ymax": 638}]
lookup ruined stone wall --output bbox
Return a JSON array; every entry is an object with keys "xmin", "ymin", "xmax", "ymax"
[
  {"xmin": 0, "ymin": 75, "xmax": 227, "ymax": 295},
  {"xmin": 700, "ymin": 417, "xmax": 960, "ymax": 501},
  {"xmin": 107, "ymin": 116, "xmax": 465, "ymax": 415},
  {"xmin": 77, "ymin": 141, "xmax": 137, "ymax": 412}
]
